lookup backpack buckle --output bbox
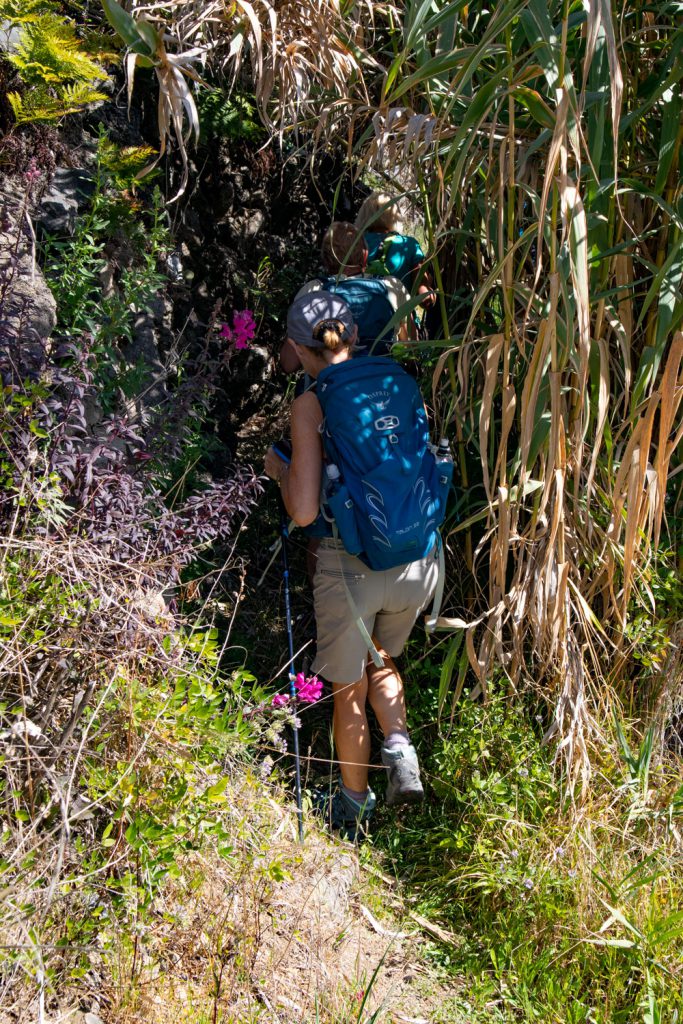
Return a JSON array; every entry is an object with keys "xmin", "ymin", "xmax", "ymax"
[{"xmin": 374, "ymin": 415, "xmax": 400, "ymax": 431}]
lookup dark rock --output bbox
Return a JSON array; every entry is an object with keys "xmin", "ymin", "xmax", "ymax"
[
  {"xmin": 37, "ymin": 167, "xmax": 95, "ymax": 237},
  {"xmin": 118, "ymin": 295, "xmax": 172, "ymax": 424},
  {"xmin": 0, "ymin": 214, "xmax": 57, "ymax": 342},
  {"xmin": 238, "ymin": 209, "xmax": 266, "ymax": 239}
]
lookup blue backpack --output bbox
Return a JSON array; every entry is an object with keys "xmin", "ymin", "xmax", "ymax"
[
  {"xmin": 318, "ymin": 275, "xmax": 397, "ymax": 355},
  {"xmin": 316, "ymin": 357, "xmax": 452, "ymax": 571}
]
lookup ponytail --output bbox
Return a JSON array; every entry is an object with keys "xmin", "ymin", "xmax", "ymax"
[{"xmin": 313, "ymin": 317, "xmax": 350, "ymax": 352}]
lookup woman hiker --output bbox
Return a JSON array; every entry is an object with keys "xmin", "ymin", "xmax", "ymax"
[
  {"xmin": 264, "ymin": 291, "xmax": 442, "ymax": 838},
  {"xmin": 355, "ymin": 191, "xmax": 436, "ymax": 318}
]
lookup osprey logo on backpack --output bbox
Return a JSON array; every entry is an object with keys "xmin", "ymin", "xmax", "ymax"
[{"xmin": 317, "ymin": 357, "xmax": 453, "ymax": 571}]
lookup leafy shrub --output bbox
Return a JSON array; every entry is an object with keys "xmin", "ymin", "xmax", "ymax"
[
  {"xmin": 0, "ymin": 160, "xmax": 267, "ymax": 1011},
  {"xmin": 197, "ymin": 88, "xmax": 266, "ymax": 144}
]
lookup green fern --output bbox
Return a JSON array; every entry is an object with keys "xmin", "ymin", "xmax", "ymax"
[
  {"xmin": 0, "ymin": 0, "xmax": 52, "ymax": 25},
  {"xmin": 97, "ymin": 136, "xmax": 158, "ymax": 190},
  {"xmin": 9, "ymin": 14, "xmax": 107, "ymax": 86},
  {"xmin": 8, "ymin": 83, "xmax": 109, "ymax": 125}
]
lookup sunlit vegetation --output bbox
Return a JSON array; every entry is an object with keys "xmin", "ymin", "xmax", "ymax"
[{"xmin": 1, "ymin": 0, "xmax": 681, "ymax": 1020}]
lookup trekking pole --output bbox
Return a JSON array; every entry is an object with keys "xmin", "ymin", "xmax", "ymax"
[{"xmin": 279, "ymin": 495, "xmax": 305, "ymax": 844}]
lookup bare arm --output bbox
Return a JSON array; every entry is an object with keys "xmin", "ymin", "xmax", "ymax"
[{"xmin": 264, "ymin": 391, "xmax": 323, "ymax": 527}]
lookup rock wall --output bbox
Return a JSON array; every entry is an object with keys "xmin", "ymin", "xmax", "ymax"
[{"xmin": 0, "ymin": 204, "xmax": 57, "ymax": 346}]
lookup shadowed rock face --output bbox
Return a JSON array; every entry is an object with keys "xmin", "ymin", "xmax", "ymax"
[
  {"xmin": 1, "ymin": 87, "xmax": 365, "ymax": 465},
  {"xmin": 0, "ymin": 212, "xmax": 57, "ymax": 346},
  {"xmin": 36, "ymin": 167, "xmax": 95, "ymax": 238}
]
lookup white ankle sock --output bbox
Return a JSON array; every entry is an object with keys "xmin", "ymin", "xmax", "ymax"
[{"xmin": 384, "ymin": 731, "xmax": 411, "ymax": 749}]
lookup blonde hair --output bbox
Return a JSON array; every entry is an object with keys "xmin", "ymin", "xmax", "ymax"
[
  {"xmin": 354, "ymin": 192, "xmax": 402, "ymax": 233},
  {"xmin": 321, "ymin": 222, "xmax": 366, "ymax": 273},
  {"xmin": 312, "ymin": 318, "xmax": 352, "ymax": 353}
]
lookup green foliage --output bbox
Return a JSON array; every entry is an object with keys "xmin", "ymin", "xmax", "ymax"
[
  {"xmin": 372, "ymin": 671, "xmax": 683, "ymax": 1023},
  {"xmin": 8, "ymin": 82, "xmax": 109, "ymax": 124},
  {"xmin": 42, "ymin": 132, "xmax": 169, "ymax": 402},
  {"xmin": 0, "ymin": 0, "xmax": 52, "ymax": 22},
  {"xmin": 0, "ymin": 537, "xmax": 274, "ymax": 988},
  {"xmin": 197, "ymin": 88, "xmax": 266, "ymax": 143},
  {"xmin": 79, "ymin": 658, "xmax": 260, "ymax": 910},
  {"xmin": 2, "ymin": 1, "xmax": 109, "ymax": 125},
  {"xmin": 8, "ymin": 14, "xmax": 107, "ymax": 85},
  {"xmin": 97, "ymin": 135, "xmax": 158, "ymax": 191}
]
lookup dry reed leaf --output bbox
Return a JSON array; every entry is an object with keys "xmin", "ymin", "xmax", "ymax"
[
  {"xmin": 621, "ymin": 444, "xmax": 643, "ymax": 621},
  {"xmin": 597, "ymin": 0, "xmax": 624, "ymax": 173},
  {"xmin": 584, "ymin": 336, "xmax": 610, "ymax": 520},
  {"xmin": 518, "ymin": 317, "xmax": 550, "ymax": 483},
  {"xmin": 619, "ymin": 390, "xmax": 658, "ymax": 617},
  {"xmin": 493, "ymin": 384, "xmax": 516, "ymax": 491},
  {"xmin": 560, "ymin": 176, "xmax": 591, "ymax": 397},
  {"xmin": 547, "ymin": 559, "xmax": 569, "ymax": 653},
  {"xmin": 653, "ymin": 330, "xmax": 683, "ymax": 546},
  {"xmin": 478, "ymin": 333, "xmax": 504, "ymax": 504},
  {"xmin": 532, "ymin": 88, "xmax": 568, "ymax": 295},
  {"xmin": 614, "ymin": 253, "xmax": 633, "ymax": 407},
  {"xmin": 492, "ymin": 484, "xmax": 511, "ymax": 600},
  {"xmin": 540, "ymin": 370, "xmax": 563, "ymax": 516}
]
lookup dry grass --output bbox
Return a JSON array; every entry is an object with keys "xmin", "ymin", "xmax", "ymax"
[{"xmin": 1, "ymin": 774, "xmax": 462, "ymax": 1024}]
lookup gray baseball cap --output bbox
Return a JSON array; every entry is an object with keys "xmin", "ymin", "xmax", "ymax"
[{"xmin": 286, "ymin": 290, "xmax": 354, "ymax": 348}]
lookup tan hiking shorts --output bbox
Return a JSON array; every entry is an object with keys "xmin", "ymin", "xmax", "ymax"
[{"xmin": 311, "ymin": 539, "xmax": 439, "ymax": 684}]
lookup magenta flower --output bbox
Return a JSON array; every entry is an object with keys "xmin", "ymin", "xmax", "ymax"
[
  {"xmin": 271, "ymin": 673, "xmax": 322, "ymax": 710},
  {"xmin": 295, "ymin": 672, "xmax": 323, "ymax": 704},
  {"xmin": 220, "ymin": 309, "xmax": 256, "ymax": 350}
]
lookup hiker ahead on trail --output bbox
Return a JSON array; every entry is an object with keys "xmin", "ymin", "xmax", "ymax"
[
  {"xmin": 355, "ymin": 192, "xmax": 436, "ymax": 323},
  {"xmin": 265, "ymin": 291, "xmax": 452, "ymax": 840},
  {"xmin": 280, "ymin": 222, "xmax": 410, "ymax": 374}
]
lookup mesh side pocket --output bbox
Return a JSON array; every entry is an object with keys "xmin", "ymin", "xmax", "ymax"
[{"xmin": 326, "ymin": 483, "xmax": 363, "ymax": 556}]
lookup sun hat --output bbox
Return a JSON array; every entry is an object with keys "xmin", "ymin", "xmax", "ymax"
[{"xmin": 286, "ymin": 291, "xmax": 355, "ymax": 348}]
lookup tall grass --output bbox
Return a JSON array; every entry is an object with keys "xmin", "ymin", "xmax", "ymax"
[{"xmin": 363, "ymin": 0, "xmax": 683, "ymax": 785}]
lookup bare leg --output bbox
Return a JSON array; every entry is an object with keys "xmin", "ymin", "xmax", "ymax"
[
  {"xmin": 368, "ymin": 649, "xmax": 424, "ymax": 806},
  {"xmin": 332, "ymin": 673, "xmax": 370, "ymax": 792},
  {"xmin": 367, "ymin": 650, "xmax": 407, "ymax": 738}
]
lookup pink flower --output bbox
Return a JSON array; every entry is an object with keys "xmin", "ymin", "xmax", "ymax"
[
  {"xmin": 294, "ymin": 672, "xmax": 323, "ymax": 704},
  {"xmin": 271, "ymin": 673, "xmax": 322, "ymax": 710},
  {"xmin": 220, "ymin": 309, "xmax": 256, "ymax": 350}
]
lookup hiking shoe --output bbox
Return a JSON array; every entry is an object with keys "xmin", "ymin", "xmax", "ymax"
[
  {"xmin": 312, "ymin": 783, "xmax": 376, "ymax": 841},
  {"xmin": 381, "ymin": 743, "xmax": 424, "ymax": 807}
]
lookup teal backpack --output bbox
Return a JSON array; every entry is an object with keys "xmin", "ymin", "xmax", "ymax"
[
  {"xmin": 365, "ymin": 232, "xmax": 401, "ymax": 277},
  {"xmin": 318, "ymin": 275, "xmax": 397, "ymax": 355},
  {"xmin": 316, "ymin": 357, "xmax": 452, "ymax": 571}
]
